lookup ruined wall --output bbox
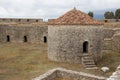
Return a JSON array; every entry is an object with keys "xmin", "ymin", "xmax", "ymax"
[
  {"xmin": 102, "ymin": 28, "xmax": 114, "ymax": 50},
  {"xmin": 103, "ymin": 27, "xmax": 120, "ymax": 52},
  {"xmin": 0, "ymin": 25, "xmax": 48, "ymax": 44},
  {"xmin": 48, "ymin": 25, "xmax": 103, "ymax": 63},
  {"xmin": 112, "ymin": 33, "xmax": 120, "ymax": 53},
  {"xmin": 33, "ymin": 68, "xmax": 106, "ymax": 80},
  {"xmin": 103, "ymin": 19, "xmax": 120, "ymax": 23}
]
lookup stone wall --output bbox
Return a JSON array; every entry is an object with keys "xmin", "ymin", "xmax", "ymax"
[
  {"xmin": 33, "ymin": 68, "xmax": 106, "ymax": 80},
  {"xmin": 112, "ymin": 33, "xmax": 120, "ymax": 53},
  {"xmin": 48, "ymin": 25, "xmax": 103, "ymax": 63},
  {"xmin": 102, "ymin": 27, "xmax": 120, "ymax": 52},
  {"xmin": 103, "ymin": 19, "xmax": 120, "ymax": 23},
  {"xmin": 103, "ymin": 38, "xmax": 112, "ymax": 50},
  {"xmin": 0, "ymin": 25, "xmax": 48, "ymax": 44},
  {"xmin": 0, "ymin": 18, "xmax": 43, "ymax": 23},
  {"xmin": 103, "ymin": 28, "xmax": 115, "ymax": 39},
  {"xmin": 107, "ymin": 65, "xmax": 120, "ymax": 80},
  {"xmin": 102, "ymin": 28, "xmax": 114, "ymax": 50}
]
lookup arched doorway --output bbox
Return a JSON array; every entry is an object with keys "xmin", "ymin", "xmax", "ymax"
[{"xmin": 83, "ymin": 41, "xmax": 88, "ymax": 53}]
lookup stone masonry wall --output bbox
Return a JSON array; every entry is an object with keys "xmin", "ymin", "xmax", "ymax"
[
  {"xmin": 103, "ymin": 19, "xmax": 120, "ymax": 23},
  {"xmin": 103, "ymin": 38, "xmax": 112, "ymax": 50},
  {"xmin": 33, "ymin": 68, "xmax": 106, "ymax": 80},
  {"xmin": 0, "ymin": 18, "xmax": 43, "ymax": 23},
  {"xmin": 103, "ymin": 28, "xmax": 115, "ymax": 39},
  {"xmin": 0, "ymin": 25, "xmax": 48, "ymax": 44},
  {"xmin": 112, "ymin": 33, "xmax": 120, "ymax": 53},
  {"xmin": 103, "ymin": 27, "xmax": 120, "ymax": 52},
  {"xmin": 48, "ymin": 25, "xmax": 103, "ymax": 63},
  {"xmin": 102, "ymin": 27, "xmax": 114, "ymax": 50}
]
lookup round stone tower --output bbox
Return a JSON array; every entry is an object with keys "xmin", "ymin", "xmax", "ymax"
[{"xmin": 48, "ymin": 8, "xmax": 103, "ymax": 64}]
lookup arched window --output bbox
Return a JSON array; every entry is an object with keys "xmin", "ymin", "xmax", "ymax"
[
  {"xmin": 44, "ymin": 36, "xmax": 47, "ymax": 43},
  {"xmin": 24, "ymin": 36, "xmax": 27, "ymax": 42},
  {"xmin": 83, "ymin": 41, "xmax": 88, "ymax": 53},
  {"xmin": 7, "ymin": 35, "xmax": 10, "ymax": 42}
]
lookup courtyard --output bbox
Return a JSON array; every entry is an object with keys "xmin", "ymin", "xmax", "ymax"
[{"xmin": 0, "ymin": 43, "xmax": 119, "ymax": 80}]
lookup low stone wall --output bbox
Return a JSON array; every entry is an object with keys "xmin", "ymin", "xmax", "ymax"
[
  {"xmin": 33, "ymin": 69, "xmax": 57, "ymax": 80},
  {"xmin": 103, "ymin": 19, "xmax": 120, "ymax": 23},
  {"xmin": 107, "ymin": 65, "xmax": 120, "ymax": 80},
  {"xmin": 33, "ymin": 68, "xmax": 106, "ymax": 80}
]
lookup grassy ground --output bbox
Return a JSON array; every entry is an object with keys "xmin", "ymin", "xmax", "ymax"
[{"xmin": 0, "ymin": 43, "xmax": 119, "ymax": 80}]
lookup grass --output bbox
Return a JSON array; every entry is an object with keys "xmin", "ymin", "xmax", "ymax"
[
  {"xmin": 97, "ymin": 50, "xmax": 120, "ymax": 76},
  {"xmin": 0, "ymin": 43, "xmax": 119, "ymax": 80}
]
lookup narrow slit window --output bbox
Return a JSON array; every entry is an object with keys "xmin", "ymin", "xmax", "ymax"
[
  {"xmin": 7, "ymin": 35, "xmax": 10, "ymax": 42},
  {"xmin": 18, "ymin": 19, "xmax": 21, "ymax": 22},
  {"xmin": 105, "ymin": 20, "xmax": 108, "ymax": 22},
  {"xmin": 27, "ymin": 19, "xmax": 29, "ymax": 22},
  {"xmin": 36, "ymin": 20, "xmax": 38, "ymax": 22},
  {"xmin": 24, "ymin": 36, "xmax": 27, "ymax": 42},
  {"xmin": 44, "ymin": 36, "xmax": 47, "ymax": 43}
]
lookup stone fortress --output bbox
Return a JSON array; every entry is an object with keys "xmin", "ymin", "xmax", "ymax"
[{"xmin": 0, "ymin": 8, "xmax": 119, "ymax": 67}]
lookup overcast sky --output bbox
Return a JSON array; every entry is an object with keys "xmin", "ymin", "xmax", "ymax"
[{"xmin": 0, "ymin": 0, "xmax": 120, "ymax": 20}]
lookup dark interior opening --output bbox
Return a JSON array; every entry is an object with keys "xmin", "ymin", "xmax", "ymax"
[
  {"xmin": 116, "ymin": 19, "xmax": 119, "ymax": 22},
  {"xmin": 27, "ymin": 19, "xmax": 29, "ymax": 22},
  {"xmin": 3, "ymin": 19, "xmax": 5, "ymax": 21},
  {"xmin": 83, "ymin": 41, "xmax": 88, "ymax": 53},
  {"xmin": 18, "ymin": 19, "xmax": 21, "ymax": 22},
  {"xmin": 36, "ymin": 20, "xmax": 38, "ymax": 22},
  {"xmin": 7, "ymin": 35, "xmax": 10, "ymax": 42},
  {"xmin": 105, "ymin": 20, "xmax": 108, "ymax": 22},
  {"xmin": 44, "ymin": 36, "xmax": 47, "ymax": 43},
  {"xmin": 24, "ymin": 36, "xmax": 27, "ymax": 42}
]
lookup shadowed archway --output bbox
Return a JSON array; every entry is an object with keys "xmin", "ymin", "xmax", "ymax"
[{"xmin": 83, "ymin": 41, "xmax": 88, "ymax": 53}]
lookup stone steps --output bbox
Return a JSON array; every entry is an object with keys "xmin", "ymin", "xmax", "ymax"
[{"xmin": 82, "ymin": 55, "xmax": 96, "ymax": 68}]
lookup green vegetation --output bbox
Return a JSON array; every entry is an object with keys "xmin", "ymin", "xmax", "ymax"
[
  {"xmin": 104, "ymin": 11, "xmax": 114, "ymax": 19},
  {"xmin": 115, "ymin": 8, "xmax": 120, "ymax": 19},
  {"xmin": 88, "ymin": 11, "xmax": 94, "ymax": 17},
  {"xmin": 0, "ymin": 43, "xmax": 119, "ymax": 80},
  {"xmin": 104, "ymin": 8, "xmax": 120, "ymax": 19}
]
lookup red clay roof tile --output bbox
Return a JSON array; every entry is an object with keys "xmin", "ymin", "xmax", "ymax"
[{"xmin": 49, "ymin": 8, "xmax": 103, "ymax": 25}]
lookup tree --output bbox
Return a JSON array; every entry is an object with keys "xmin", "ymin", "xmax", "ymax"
[
  {"xmin": 115, "ymin": 8, "xmax": 120, "ymax": 19},
  {"xmin": 104, "ymin": 11, "xmax": 114, "ymax": 19},
  {"xmin": 88, "ymin": 11, "xmax": 94, "ymax": 17}
]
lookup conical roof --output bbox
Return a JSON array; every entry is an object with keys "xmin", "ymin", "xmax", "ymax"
[{"xmin": 49, "ymin": 8, "xmax": 103, "ymax": 25}]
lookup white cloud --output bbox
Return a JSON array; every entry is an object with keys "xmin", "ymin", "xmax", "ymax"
[{"xmin": 0, "ymin": 0, "xmax": 120, "ymax": 20}]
